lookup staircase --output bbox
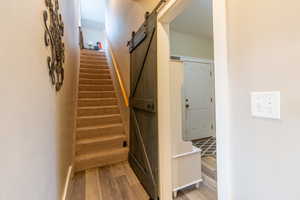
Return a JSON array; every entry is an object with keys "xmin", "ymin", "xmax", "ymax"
[{"xmin": 75, "ymin": 49, "xmax": 128, "ymax": 172}]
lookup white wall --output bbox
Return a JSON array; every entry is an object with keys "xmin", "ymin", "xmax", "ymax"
[
  {"xmin": 82, "ymin": 27, "xmax": 107, "ymax": 48},
  {"xmin": 80, "ymin": 0, "xmax": 105, "ymax": 23},
  {"xmin": 226, "ymin": 0, "xmax": 300, "ymax": 199},
  {"xmin": 0, "ymin": 0, "xmax": 80, "ymax": 199},
  {"xmin": 170, "ymin": 30, "xmax": 214, "ymax": 59},
  {"xmin": 106, "ymin": 0, "xmax": 160, "ymax": 95},
  {"xmin": 80, "ymin": 0, "xmax": 106, "ymax": 48}
]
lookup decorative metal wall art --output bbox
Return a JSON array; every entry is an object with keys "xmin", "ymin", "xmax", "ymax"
[{"xmin": 43, "ymin": 0, "xmax": 65, "ymax": 91}]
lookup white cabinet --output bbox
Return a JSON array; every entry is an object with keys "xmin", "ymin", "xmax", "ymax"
[
  {"xmin": 172, "ymin": 147, "xmax": 202, "ymax": 197},
  {"xmin": 170, "ymin": 59, "xmax": 202, "ymax": 198}
]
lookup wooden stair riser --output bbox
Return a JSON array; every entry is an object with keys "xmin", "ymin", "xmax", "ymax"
[
  {"xmin": 78, "ymin": 91, "xmax": 116, "ymax": 99},
  {"xmin": 77, "ymin": 115, "xmax": 122, "ymax": 127},
  {"xmin": 80, "ymin": 65, "xmax": 109, "ymax": 69},
  {"xmin": 81, "ymin": 55, "xmax": 106, "ymax": 60},
  {"xmin": 75, "ymin": 148, "xmax": 128, "ymax": 172},
  {"xmin": 80, "ymin": 50, "xmax": 106, "ymax": 56},
  {"xmin": 76, "ymin": 124, "xmax": 124, "ymax": 140},
  {"xmin": 79, "ymin": 79, "xmax": 113, "ymax": 85},
  {"xmin": 78, "ymin": 106, "xmax": 120, "ymax": 117},
  {"xmin": 79, "ymin": 73, "xmax": 111, "ymax": 79},
  {"xmin": 80, "ymin": 60, "xmax": 109, "ymax": 66},
  {"xmin": 76, "ymin": 136, "xmax": 127, "ymax": 155},
  {"xmin": 81, "ymin": 56, "xmax": 106, "ymax": 60},
  {"xmin": 78, "ymin": 99, "xmax": 118, "ymax": 107},
  {"xmin": 80, "ymin": 68, "xmax": 110, "ymax": 74},
  {"xmin": 81, "ymin": 61, "xmax": 108, "ymax": 66},
  {"xmin": 81, "ymin": 52, "xmax": 106, "ymax": 57},
  {"xmin": 79, "ymin": 85, "xmax": 114, "ymax": 92}
]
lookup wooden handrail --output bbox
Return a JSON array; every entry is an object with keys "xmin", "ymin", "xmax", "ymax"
[
  {"xmin": 107, "ymin": 40, "xmax": 129, "ymax": 107},
  {"xmin": 79, "ymin": 26, "xmax": 84, "ymax": 49}
]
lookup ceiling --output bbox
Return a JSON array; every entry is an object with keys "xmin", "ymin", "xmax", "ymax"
[{"xmin": 170, "ymin": 0, "xmax": 213, "ymax": 39}]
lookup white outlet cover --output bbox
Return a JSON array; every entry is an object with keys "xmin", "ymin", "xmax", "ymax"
[{"xmin": 251, "ymin": 91, "xmax": 281, "ymax": 119}]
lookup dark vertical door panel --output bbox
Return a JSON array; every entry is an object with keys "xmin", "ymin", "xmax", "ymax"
[{"xmin": 128, "ymin": 11, "xmax": 159, "ymax": 200}]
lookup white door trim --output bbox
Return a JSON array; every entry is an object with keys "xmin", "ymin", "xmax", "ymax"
[{"xmin": 157, "ymin": 0, "xmax": 231, "ymax": 199}]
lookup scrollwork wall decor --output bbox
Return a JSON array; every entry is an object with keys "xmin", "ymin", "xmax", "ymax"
[{"xmin": 43, "ymin": 0, "xmax": 65, "ymax": 91}]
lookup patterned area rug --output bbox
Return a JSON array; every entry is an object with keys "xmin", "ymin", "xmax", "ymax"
[{"xmin": 193, "ymin": 137, "xmax": 216, "ymax": 158}]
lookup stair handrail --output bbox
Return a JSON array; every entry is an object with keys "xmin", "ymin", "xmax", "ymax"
[{"xmin": 79, "ymin": 26, "xmax": 84, "ymax": 49}]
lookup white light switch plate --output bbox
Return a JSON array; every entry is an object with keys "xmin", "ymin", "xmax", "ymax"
[{"xmin": 251, "ymin": 91, "xmax": 280, "ymax": 119}]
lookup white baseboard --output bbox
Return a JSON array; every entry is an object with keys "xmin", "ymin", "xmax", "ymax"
[{"xmin": 62, "ymin": 165, "xmax": 74, "ymax": 200}]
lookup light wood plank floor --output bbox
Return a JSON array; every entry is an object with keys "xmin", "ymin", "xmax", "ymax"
[
  {"xmin": 70, "ymin": 161, "xmax": 149, "ymax": 200},
  {"xmin": 174, "ymin": 185, "xmax": 218, "ymax": 200}
]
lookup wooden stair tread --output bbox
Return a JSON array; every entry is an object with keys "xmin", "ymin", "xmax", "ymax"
[
  {"xmin": 81, "ymin": 56, "xmax": 106, "ymax": 58},
  {"xmin": 79, "ymin": 72, "xmax": 110, "ymax": 75},
  {"xmin": 79, "ymin": 78, "xmax": 112, "ymax": 81},
  {"xmin": 79, "ymin": 78, "xmax": 112, "ymax": 82},
  {"xmin": 78, "ymin": 105, "xmax": 118, "ymax": 109},
  {"xmin": 80, "ymin": 68, "xmax": 110, "ymax": 71},
  {"xmin": 81, "ymin": 52, "xmax": 106, "ymax": 55},
  {"xmin": 79, "ymin": 84, "xmax": 113, "ymax": 86},
  {"xmin": 75, "ymin": 147, "xmax": 128, "ymax": 162},
  {"xmin": 77, "ymin": 114, "xmax": 120, "ymax": 119},
  {"xmin": 81, "ymin": 58, "xmax": 107, "ymax": 60},
  {"xmin": 81, "ymin": 53, "xmax": 106, "ymax": 55},
  {"xmin": 77, "ymin": 105, "xmax": 120, "ymax": 117},
  {"xmin": 79, "ymin": 83, "xmax": 114, "ymax": 87},
  {"xmin": 78, "ymin": 98, "xmax": 118, "ymax": 107},
  {"xmin": 78, "ymin": 91, "xmax": 116, "ymax": 98},
  {"xmin": 80, "ymin": 69, "xmax": 110, "ymax": 71},
  {"xmin": 79, "ymin": 74, "xmax": 111, "ymax": 79},
  {"xmin": 81, "ymin": 60, "xmax": 107, "ymax": 62},
  {"xmin": 78, "ymin": 97, "xmax": 117, "ymax": 100},
  {"xmin": 80, "ymin": 64, "xmax": 109, "ymax": 67},
  {"xmin": 76, "ymin": 134, "xmax": 126, "ymax": 145},
  {"xmin": 76, "ymin": 123, "xmax": 123, "ymax": 131},
  {"xmin": 79, "ymin": 80, "xmax": 113, "ymax": 83},
  {"xmin": 80, "ymin": 64, "xmax": 109, "ymax": 68},
  {"xmin": 79, "ymin": 91, "xmax": 114, "ymax": 93},
  {"xmin": 80, "ymin": 63, "xmax": 109, "ymax": 66},
  {"xmin": 81, "ymin": 62, "xmax": 108, "ymax": 64}
]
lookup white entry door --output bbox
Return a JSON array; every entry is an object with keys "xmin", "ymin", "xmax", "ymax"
[{"xmin": 182, "ymin": 61, "xmax": 215, "ymax": 141}]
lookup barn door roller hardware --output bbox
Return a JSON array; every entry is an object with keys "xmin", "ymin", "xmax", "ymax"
[{"xmin": 127, "ymin": 0, "xmax": 166, "ymax": 52}]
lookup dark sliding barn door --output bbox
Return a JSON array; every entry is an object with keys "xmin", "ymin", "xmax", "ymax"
[{"xmin": 128, "ymin": 11, "xmax": 159, "ymax": 200}]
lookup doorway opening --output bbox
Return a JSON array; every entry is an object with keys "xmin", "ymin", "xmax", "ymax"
[
  {"xmin": 156, "ymin": 0, "xmax": 223, "ymax": 199},
  {"xmin": 169, "ymin": 0, "xmax": 217, "ymax": 199},
  {"xmin": 79, "ymin": 0, "xmax": 106, "ymax": 50}
]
